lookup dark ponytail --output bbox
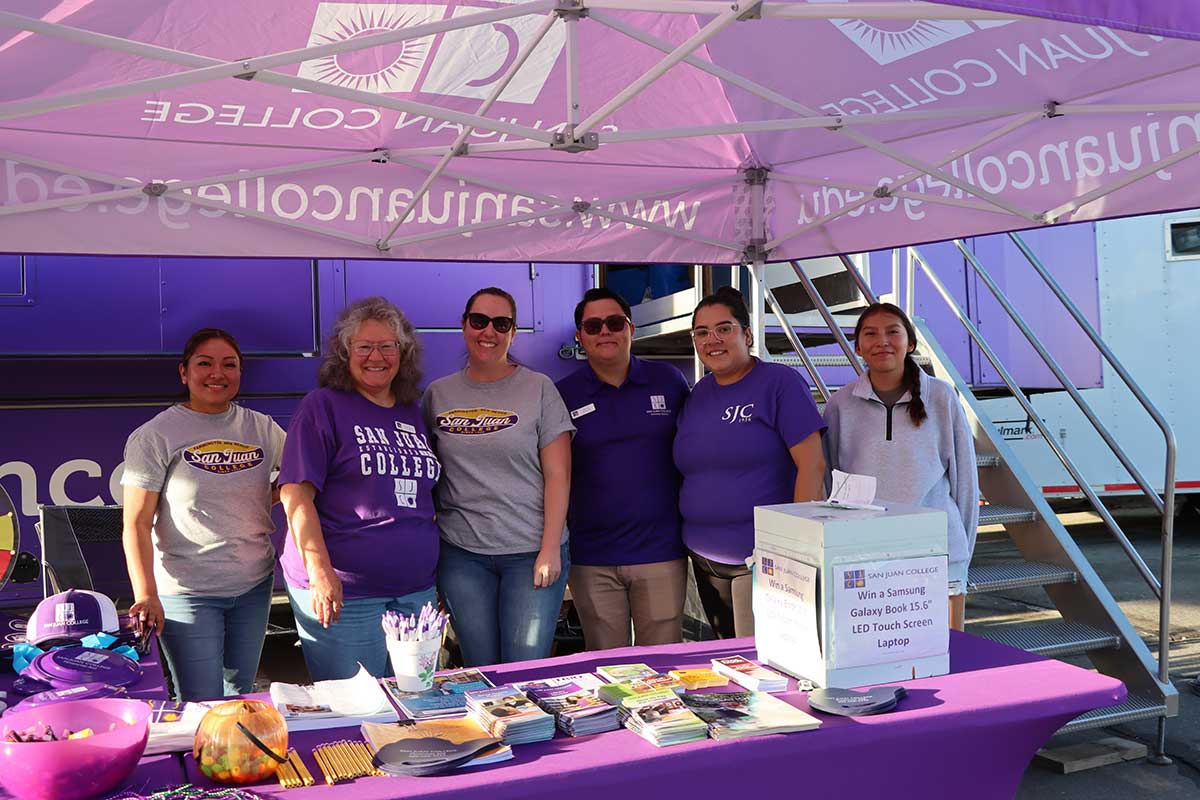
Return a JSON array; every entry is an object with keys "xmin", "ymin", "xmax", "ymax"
[
  {"xmin": 902, "ymin": 351, "xmax": 927, "ymax": 427},
  {"xmin": 854, "ymin": 302, "xmax": 926, "ymax": 427}
]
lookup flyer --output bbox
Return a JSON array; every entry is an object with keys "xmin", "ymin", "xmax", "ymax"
[{"xmin": 832, "ymin": 556, "xmax": 948, "ymax": 669}]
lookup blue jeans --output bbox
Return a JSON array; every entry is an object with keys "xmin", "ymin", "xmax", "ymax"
[
  {"xmin": 287, "ymin": 583, "xmax": 438, "ymax": 681},
  {"xmin": 158, "ymin": 574, "xmax": 273, "ymax": 701},
  {"xmin": 438, "ymin": 539, "xmax": 569, "ymax": 667}
]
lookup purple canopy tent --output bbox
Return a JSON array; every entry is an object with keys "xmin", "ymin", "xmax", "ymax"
[{"xmin": 0, "ymin": 0, "xmax": 1199, "ymax": 265}]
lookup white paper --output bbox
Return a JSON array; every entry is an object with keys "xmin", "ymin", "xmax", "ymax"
[
  {"xmin": 752, "ymin": 550, "xmax": 821, "ymax": 677},
  {"xmin": 269, "ymin": 664, "xmax": 398, "ymax": 731},
  {"xmin": 831, "ymin": 556, "xmax": 949, "ymax": 669},
  {"xmin": 830, "ymin": 469, "xmax": 876, "ymax": 504}
]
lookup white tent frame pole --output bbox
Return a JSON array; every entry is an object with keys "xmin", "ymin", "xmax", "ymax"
[
  {"xmin": 766, "ymin": 111, "xmax": 1041, "ymax": 251},
  {"xmin": 748, "ymin": 172, "xmax": 766, "ymax": 359},
  {"xmin": 1059, "ymin": 103, "xmax": 1200, "ymax": 115},
  {"xmin": 583, "ymin": 0, "xmax": 1024, "ymax": 21},
  {"xmin": 0, "ymin": 151, "xmax": 141, "ymax": 189},
  {"xmin": 0, "ymin": 151, "xmax": 378, "ymax": 218},
  {"xmin": 386, "ymin": 141, "xmax": 548, "ymax": 158},
  {"xmin": 837, "ymin": 129, "xmax": 1042, "ymax": 222},
  {"xmin": 1043, "ymin": 138, "xmax": 1200, "ymax": 222},
  {"xmin": 565, "ymin": 12, "xmax": 581, "ymax": 127},
  {"xmin": 770, "ymin": 173, "xmax": 1031, "ymax": 216},
  {"xmin": 0, "ymin": 10, "xmax": 553, "ymax": 143},
  {"xmin": 581, "ymin": 207, "xmax": 740, "ymax": 252},
  {"xmin": 387, "ymin": 206, "xmax": 570, "ymax": 247},
  {"xmin": 387, "ymin": 156, "xmax": 563, "ymax": 207},
  {"xmin": 600, "ymin": 106, "xmax": 1041, "ymax": 143},
  {"xmin": 380, "ymin": 12, "xmax": 559, "ymax": 247},
  {"xmin": 574, "ymin": 0, "xmax": 757, "ymax": 138},
  {"xmin": 594, "ymin": 175, "xmax": 735, "ymax": 208}
]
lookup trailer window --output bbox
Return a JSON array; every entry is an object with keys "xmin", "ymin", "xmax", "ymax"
[{"xmin": 1167, "ymin": 219, "xmax": 1200, "ymax": 260}]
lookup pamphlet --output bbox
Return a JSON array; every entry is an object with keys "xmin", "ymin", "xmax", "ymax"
[
  {"xmin": 681, "ymin": 691, "xmax": 821, "ymax": 739},
  {"xmin": 515, "ymin": 675, "xmax": 620, "ymax": 737},
  {"xmin": 710, "ymin": 655, "xmax": 788, "ymax": 693},
  {"xmin": 385, "ymin": 668, "xmax": 494, "ymax": 719},
  {"xmin": 361, "ymin": 718, "xmax": 511, "ymax": 777},
  {"xmin": 620, "ymin": 688, "xmax": 708, "ymax": 747},
  {"xmin": 596, "ymin": 663, "xmax": 659, "ymax": 683},
  {"xmin": 269, "ymin": 664, "xmax": 398, "ymax": 731},
  {"xmin": 464, "ymin": 686, "xmax": 556, "ymax": 745}
]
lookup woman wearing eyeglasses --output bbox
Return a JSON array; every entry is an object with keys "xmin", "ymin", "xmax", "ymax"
[
  {"xmin": 278, "ymin": 296, "xmax": 442, "ymax": 680},
  {"xmin": 555, "ymin": 288, "xmax": 690, "ymax": 650},
  {"xmin": 422, "ymin": 287, "xmax": 574, "ymax": 666},
  {"xmin": 674, "ymin": 287, "xmax": 826, "ymax": 638}
]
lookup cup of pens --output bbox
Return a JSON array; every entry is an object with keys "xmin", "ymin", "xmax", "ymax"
[{"xmin": 383, "ymin": 603, "xmax": 446, "ymax": 692}]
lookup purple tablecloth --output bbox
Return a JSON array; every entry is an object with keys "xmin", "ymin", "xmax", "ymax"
[{"xmin": 175, "ymin": 631, "xmax": 1124, "ymax": 800}]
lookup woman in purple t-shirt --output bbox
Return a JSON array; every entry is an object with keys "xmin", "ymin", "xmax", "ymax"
[
  {"xmin": 278, "ymin": 297, "xmax": 442, "ymax": 681},
  {"xmin": 673, "ymin": 287, "xmax": 826, "ymax": 639}
]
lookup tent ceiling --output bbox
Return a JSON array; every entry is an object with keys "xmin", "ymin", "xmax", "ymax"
[{"xmin": 1, "ymin": 0, "xmax": 1198, "ymax": 263}]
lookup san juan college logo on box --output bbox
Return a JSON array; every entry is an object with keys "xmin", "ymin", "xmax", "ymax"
[{"xmin": 298, "ymin": 2, "xmax": 566, "ymax": 103}]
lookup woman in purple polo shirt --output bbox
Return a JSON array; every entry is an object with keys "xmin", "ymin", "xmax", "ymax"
[
  {"xmin": 279, "ymin": 296, "xmax": 441, "ymax": 680},
  {"xmin": 673, "ymin": 287, "xmax": 826, "ymax": 638}
]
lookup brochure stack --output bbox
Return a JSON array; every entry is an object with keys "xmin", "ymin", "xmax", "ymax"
[
  {"xmin": 711, "ymin": 656, "xmax": 788, "ymax": 693},
  {"xmin": 465, "ymin": 686, "xmax": 556, "ymax": 745},
  {"xmin": 680, "ymin": 692, "xmax": 821, "ymax": 740},
  {"xmin": 514, "ymin": 674, "xmax": 620, "ymax": 737},
  {"xmin": 619, "ymin": 688, "xmax": 709, "ymax": 747}
]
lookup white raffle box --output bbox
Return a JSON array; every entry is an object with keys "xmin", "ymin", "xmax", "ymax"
[{"xmin": 752, "ymin": 501, "xmax": 949, "ymax": 688}]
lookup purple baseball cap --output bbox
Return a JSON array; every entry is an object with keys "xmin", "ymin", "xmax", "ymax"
[{"xmin": 26, "ymin": 590, "xmax": 120, "ymax": 646}]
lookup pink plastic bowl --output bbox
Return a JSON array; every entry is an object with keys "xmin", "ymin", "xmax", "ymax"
[{"xmin": 0, "ymin": 698, "xmax": 151, "ymax": 800}]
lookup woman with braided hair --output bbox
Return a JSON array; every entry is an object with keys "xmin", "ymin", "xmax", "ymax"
[{"xmin": 823, "ymin": 303, "xmax": 979, "ymax": 630}]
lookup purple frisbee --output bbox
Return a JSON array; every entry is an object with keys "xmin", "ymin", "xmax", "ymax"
[
  {"xmin": 23, "ymin": 647, "xmax": 142, "ymax": 689},
  {"xmin": 9, "ymin": 682, "xmax": 129, "ymax": 713}
]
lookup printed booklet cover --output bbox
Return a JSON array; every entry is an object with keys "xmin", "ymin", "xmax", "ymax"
[
  {"xmin": 711, "ymin": 655, "xmax": 788, "ymax": 692},
  {"xmin": 681, "ymin": 691, "xmax": 821, "ymax": 739},
  {"xmin": 385, "ymin": 668, "xmax": 495, "ymax": 719},
  {"xmin": 269, "ymin": 664, "xmax": 397, "ymax": 731},
  {"xmin": 514, "ymin": 674, "xmax": 619, "ymax": 736},
  {"xmin": 621, "ymin": 688, "xmax": 708, "ymax": 747},
  {"xmin": 361, "ymin": 718, "xmax": 511, "ymax": 777}
]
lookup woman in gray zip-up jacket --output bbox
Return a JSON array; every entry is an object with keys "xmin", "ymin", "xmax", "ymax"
[{"xmin": 823, "ymin": 303, "xmax": 978, "ymax": 630}]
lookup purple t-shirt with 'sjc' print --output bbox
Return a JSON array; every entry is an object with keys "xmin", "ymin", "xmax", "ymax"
[
  {"xmin": 673, "ymin": 360, "xmax": 825, "ymax": 565},
  {"xmin": 278, "ymin": 387, "xmax": 441, "ymax": 599}
]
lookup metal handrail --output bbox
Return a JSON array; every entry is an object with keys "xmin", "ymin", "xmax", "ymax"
[
  {"xmin": 905, "ymin": 245, "xmax": 1162, "ymax": 596},
  {"xmin": 955, "ymin": 239, "xmax": 1164, "ymax": 516},
  {"xmin": 764, "ymin": 283, "xmax": 830, "ymax": 402},
  {"xmin": 1004, "ymin": 232, "xmax": 1175, "ymax": 703},
  {"xmin": 787, "ymin": 261, "xmax": 863, "ymax": 377}
]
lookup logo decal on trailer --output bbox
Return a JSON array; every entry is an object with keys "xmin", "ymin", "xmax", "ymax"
[{"xmin": 299, "ymin": 2, "xmax": 566, "ymax": 103}]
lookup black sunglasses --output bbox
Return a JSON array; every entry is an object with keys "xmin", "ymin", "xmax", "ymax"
[
  {"xmin": 466, "ymin": 312, "xmax": 515, "ymax": 333},
  {"xmin": 580, "ymin": 315, "xmax": 630, "ymax": 335}
]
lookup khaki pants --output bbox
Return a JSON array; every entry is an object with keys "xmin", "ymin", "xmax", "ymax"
[{"xmin": 569, "ymin": 559, "xmax": 687, "ymax": 651}]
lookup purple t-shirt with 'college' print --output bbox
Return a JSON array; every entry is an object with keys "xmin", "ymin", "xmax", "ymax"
[
  {"xmin": 673, "ymin": 360, "xmax": 825, "ymax": 565},
  {"xmin": 278, "ymin": 387, "xmax": 441, "ymax": 599}
]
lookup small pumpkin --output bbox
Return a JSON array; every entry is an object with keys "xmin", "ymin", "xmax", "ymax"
[{"xmin": 193, "ymin": 700, "xmax": 288, "ymax": 785}]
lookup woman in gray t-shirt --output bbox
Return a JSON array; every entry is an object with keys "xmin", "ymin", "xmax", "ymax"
[
  {"xmin": 121, "ymin": 328, "xmax": 285, "ymax": 700},
  {"xmin": 422, "ymin": 287, "xmax": 574, "ymax": 666}
]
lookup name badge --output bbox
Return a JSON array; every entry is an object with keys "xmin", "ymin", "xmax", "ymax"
[
  {"xmin": 570, "ymin": 403, "xmax": 596, "ymax": 419},
  {"xmin": 395, "ymin": 422, "xmax": 416, "ymax": 434}
]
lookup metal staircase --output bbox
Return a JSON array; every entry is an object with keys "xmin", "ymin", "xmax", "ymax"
[{"xmin": 630, "ymin": 235, "xmax": 1179, "ymax": 758}]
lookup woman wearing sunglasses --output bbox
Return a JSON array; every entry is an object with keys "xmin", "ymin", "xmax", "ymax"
[
  {"xmin": 674, "ymin": 287, "xmax": 826, "ymax": 638},
  {"xmin": 278, "ymin": 297, "xmax": 442, "ymax": 680},
  {"xmin": 555, "ymin": 288, "xmax": 690, "ymax": 650},
  {"xmin": 422, "ymin": 287, "xmax": 575, "ymax": 666}
]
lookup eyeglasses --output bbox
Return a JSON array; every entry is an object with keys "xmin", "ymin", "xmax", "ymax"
[
  {"xmin": 580, "ymin": 315, "xmax": 630, "ymax": 335},
  {"xmin": 466, "ymin": 312, "xmax": 515, "ymax": 333},
  {"xmin": 351, "ymin": 341, "xmax": 401, "ymax": 358},
  {"xmin": 690, "ymin": 322, "xmax": 743, "ymax": 341}
]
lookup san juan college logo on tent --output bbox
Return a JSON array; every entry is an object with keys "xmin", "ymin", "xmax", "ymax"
[
  {"xmin": 298, "ymin": 2, "xmax": 566, "ymax": 103},
  {"xmin": 820, "ymin": 0, "xmax": 1013, "ymax": 66}
]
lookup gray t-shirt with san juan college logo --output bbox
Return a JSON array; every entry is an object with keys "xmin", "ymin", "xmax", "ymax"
[
  {"xmin": 422, "ymin": 366, "xmax": 574, "ymax": 555},
  {"xmin": 121, "ymin": 403, "xmax": 285, "ymax": 597}
]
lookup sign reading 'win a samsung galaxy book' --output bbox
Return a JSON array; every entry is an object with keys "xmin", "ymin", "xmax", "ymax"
[{"xmin": 833, "ymin": 556, "xmax": 948, "ymax": 669}]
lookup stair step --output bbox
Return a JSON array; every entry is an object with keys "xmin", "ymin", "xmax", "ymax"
[
  {"xmin": 771, "ymin": 354, "xmax": 932, "ymax": 368},
  {"xmin": 975, "ymin": 621, "xmax": 1119, "ymax": 658},
  {"xmin": 979, "ymin": 503, "xmax": 1038, "ymax": 525},
  {"xmin": 977, "ymin": 454, "xmax": 1000, "ymax": 468},
  {"xmin": 968, "ymin": 560, "xmax": 1077, "ymax": 593},
  {"xmin": 1058, "ymin": 694, "xmax": 1168, "ymax": 735}
]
